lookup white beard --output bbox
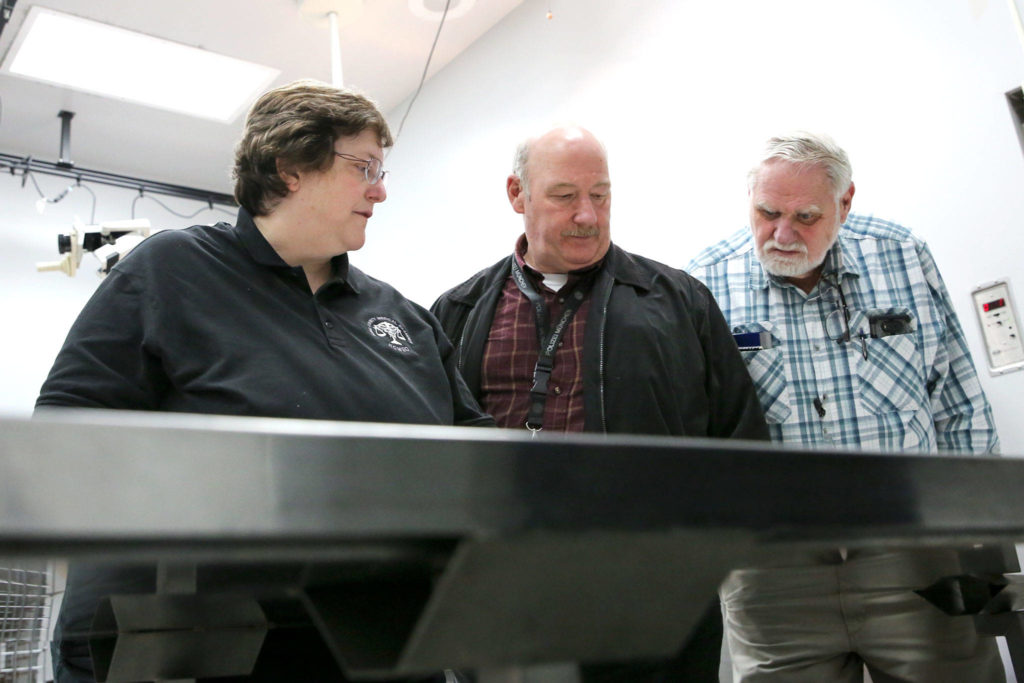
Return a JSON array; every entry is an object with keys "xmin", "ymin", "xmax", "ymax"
[
  {"xmin": 754, "ymin": 218, "xmax": 841, "ymax": 278},
  {"xmin": 756, "ymin": 240, "xmax": 825, "ymax": 277}
]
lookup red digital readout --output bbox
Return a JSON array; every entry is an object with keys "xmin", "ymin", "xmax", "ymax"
[{"xmin": 983, "ymin": 298, "xmax": 1006, "ymax": 312}]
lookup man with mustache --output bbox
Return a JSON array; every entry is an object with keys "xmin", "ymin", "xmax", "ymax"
[
  {"xmin": 687, "ymin": 132, "xmax": 1004, "ymax": 682},
  {"xmin": 431, "ymin": 125, "xmax": 769, "ymax": 681}
]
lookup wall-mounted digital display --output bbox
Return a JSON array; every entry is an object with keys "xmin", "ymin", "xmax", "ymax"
[
  {"xmin": 984, "ymin": 298, "xmax": 1006, "ymax": 312},
  {"xmin": 972, "ymin": 279, "xmax": 1024, "ymax": 376}
]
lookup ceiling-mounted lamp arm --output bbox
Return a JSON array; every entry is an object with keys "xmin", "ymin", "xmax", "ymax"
[
  {"xmin": 57, "ymin": 110, "xmax": 75, "ymax": 168},
  {"xmin": 328, "ymin": 11, "xmax": 343, "ymax": 87},
  {"xmin": 299, "ymin": 0, "xmax": 363, "ymax": 86}
]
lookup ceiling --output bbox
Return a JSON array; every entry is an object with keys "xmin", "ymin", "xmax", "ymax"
[{"xmin": 0, "ymin": 0, "xmax": 523, "ymax": 195}]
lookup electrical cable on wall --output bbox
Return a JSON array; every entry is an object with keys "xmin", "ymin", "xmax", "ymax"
[
  {"xmin": 11, "ymin": 163, "xmax": 231, "ymax": 226},
  {"xmin": 131, "ymin": 191, "xmax": 234, "ymax": 221},
  {"xmin": 392, "ymin": 0, "xmax": 452, "ymax": 146},
  {"xmin": 24, "ymin": 171, "xmax": 97, "ymax": 223}
]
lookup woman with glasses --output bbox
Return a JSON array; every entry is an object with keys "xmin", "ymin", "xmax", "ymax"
[
  {"xmin": 37, "ymin": 80, "xmax": 492, "ymax": 682},
  {"xmin": 38, "ymin": 79, "xmax": 489, "ymax": 427}
]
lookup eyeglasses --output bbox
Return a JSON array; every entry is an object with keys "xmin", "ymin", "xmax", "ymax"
[
  {"xmin": 821, "ymin": 275, "xmax": 868, "ymax": 360},
  {"xmin": 333, "ymin": 152, "xmax": 388, "ymax": 186}
]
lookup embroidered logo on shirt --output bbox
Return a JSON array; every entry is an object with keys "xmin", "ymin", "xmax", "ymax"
[{"xmin": 367, "ymin": 316, "xmax": 414, "ymax": 354}]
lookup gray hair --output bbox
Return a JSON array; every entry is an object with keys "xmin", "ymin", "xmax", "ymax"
[
  {"xmin": 512, "ymin": 138, "xmax": 531, "ymax": 197},
  {"xmin": 748, "ymin": 132, "xmax": 853, "ymax": 200}
]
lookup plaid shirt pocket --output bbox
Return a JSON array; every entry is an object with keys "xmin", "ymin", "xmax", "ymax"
[
  {"xmin": 734, "ymin": 322, "xmax": 791, "ymax": 424},
  {"xmin": 857, "ymin": 332, "xmax": 925, "ymax": 414}
]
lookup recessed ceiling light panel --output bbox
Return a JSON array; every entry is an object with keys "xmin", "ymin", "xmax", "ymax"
[{"xmin": 1, "ymin": 7, "xmax": 281, "ymax": 122}]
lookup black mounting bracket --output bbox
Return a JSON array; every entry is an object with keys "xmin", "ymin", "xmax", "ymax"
[
  {"xmin": 57, "ymin": 110, "xmax": 74, "ymax": 168},
  {"xmin": 0, "ymin": 0, "xmax": 16, "ymax": 43}
]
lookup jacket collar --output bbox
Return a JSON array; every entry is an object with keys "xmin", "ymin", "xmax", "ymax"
[
  {"xmin": 445, "ymin": 238, "xmax": 653, "ymax": 306},
  {"xmin": 603, "ymin": 243, "xmax": 653, "ymax": 292}
]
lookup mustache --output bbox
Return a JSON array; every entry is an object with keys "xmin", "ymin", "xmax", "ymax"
[
  {"xmin": 762, "ymin": 239, "xmax": 807, "ymax": 254},
  {"xmin": 562, "ymin": 227, "xmax": 600, "ymax": 237}
]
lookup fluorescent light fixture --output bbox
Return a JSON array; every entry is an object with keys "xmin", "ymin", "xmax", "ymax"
[{"xmin": 1, "ymin": 7, "xmax": 280, "ymax": 122}]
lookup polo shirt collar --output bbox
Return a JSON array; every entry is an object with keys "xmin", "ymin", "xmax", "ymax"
[{"xmin": 233, "ymin": 207, "xmax": 357, "ymax": 293}]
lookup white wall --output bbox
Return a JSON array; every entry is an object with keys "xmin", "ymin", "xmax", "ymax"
[
  {"xmin": 3, "ymin": 0, "xmax": 1024, "ymax": 453},
  {"xmin": 0, "ymin": 173, "xmax": 234, "ymax": 415},
  {"xmin": 361, "ymin": 0, "xmax": 1024, "ymax": 453}
]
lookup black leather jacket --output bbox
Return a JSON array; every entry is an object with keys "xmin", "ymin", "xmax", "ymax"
[{"xmin": 431, "ymin": 243, "xmax": 769, "ymax": 440}]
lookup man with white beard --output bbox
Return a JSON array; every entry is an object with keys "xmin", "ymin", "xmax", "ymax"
[{"xmin": 687, "ymin": 132, "xmax": 1004, "ymax": 682}]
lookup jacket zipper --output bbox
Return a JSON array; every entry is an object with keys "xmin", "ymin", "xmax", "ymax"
[
  {"xmin": 457, "ymin": 327, "xmax": 467, "ymax": 371},
  {"xmin": 599, "ymin": 299, "xmax": 608, "ymax": 433}
]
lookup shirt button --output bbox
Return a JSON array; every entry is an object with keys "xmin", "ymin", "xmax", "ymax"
[
  {"xmin": 323, "ymin": 320, "xmax": 334, "ymax": 329},
  {"xmin": 553, "ymin": 386, "xmax": 562, "ymax": 395},
  {"xmin": 814, "ymin": 344, "xmax": 823, "ymax": 352}
]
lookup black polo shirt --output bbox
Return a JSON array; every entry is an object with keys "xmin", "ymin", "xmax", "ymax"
[{"xmin": 37, "ymin": 207, "xmax": 491, "ymax": 427}]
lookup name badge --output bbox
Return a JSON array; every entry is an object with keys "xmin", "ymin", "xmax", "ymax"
[{"xmin": 733, "ymin": 331, "xmax": 773, "ymax": 351}]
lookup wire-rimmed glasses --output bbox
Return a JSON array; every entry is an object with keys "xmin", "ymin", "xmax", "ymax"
[
  {"xmin": 333, "ymin": 152, "xmax": 388, "ymax": 186},
  {"xmin": 821, "ymin": 275, "xmax": 868, "ymax": 360}
]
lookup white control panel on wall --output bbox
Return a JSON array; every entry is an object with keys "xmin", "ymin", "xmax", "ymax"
[{"xmin": 972, "ymin": 279, "xmax": 1024, "ymax": 376}]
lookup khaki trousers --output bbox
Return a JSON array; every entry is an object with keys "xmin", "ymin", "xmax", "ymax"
[{"xmin": 720, "ymin": 548, "xmax": 1006, "ymax": 682}]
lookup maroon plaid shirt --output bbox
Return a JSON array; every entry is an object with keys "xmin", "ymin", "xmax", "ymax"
[{"xmin": 480, "ymin": 236, "xmax": 598, "ymax": 432}]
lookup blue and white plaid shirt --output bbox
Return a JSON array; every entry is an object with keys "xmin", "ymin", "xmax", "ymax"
[{"xmin": 687, "ymin": 213, "xmax": 998, "ymax": 454}]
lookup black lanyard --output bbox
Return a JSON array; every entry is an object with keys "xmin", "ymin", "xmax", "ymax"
[{"xmin": 510, "ymin": 260, "xmax": 592, "ymax": 435}]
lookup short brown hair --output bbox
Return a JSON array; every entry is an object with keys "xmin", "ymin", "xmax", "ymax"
[{"xmin": 233, "ymin": 79, "xmax": 393, "ymax": 215}]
